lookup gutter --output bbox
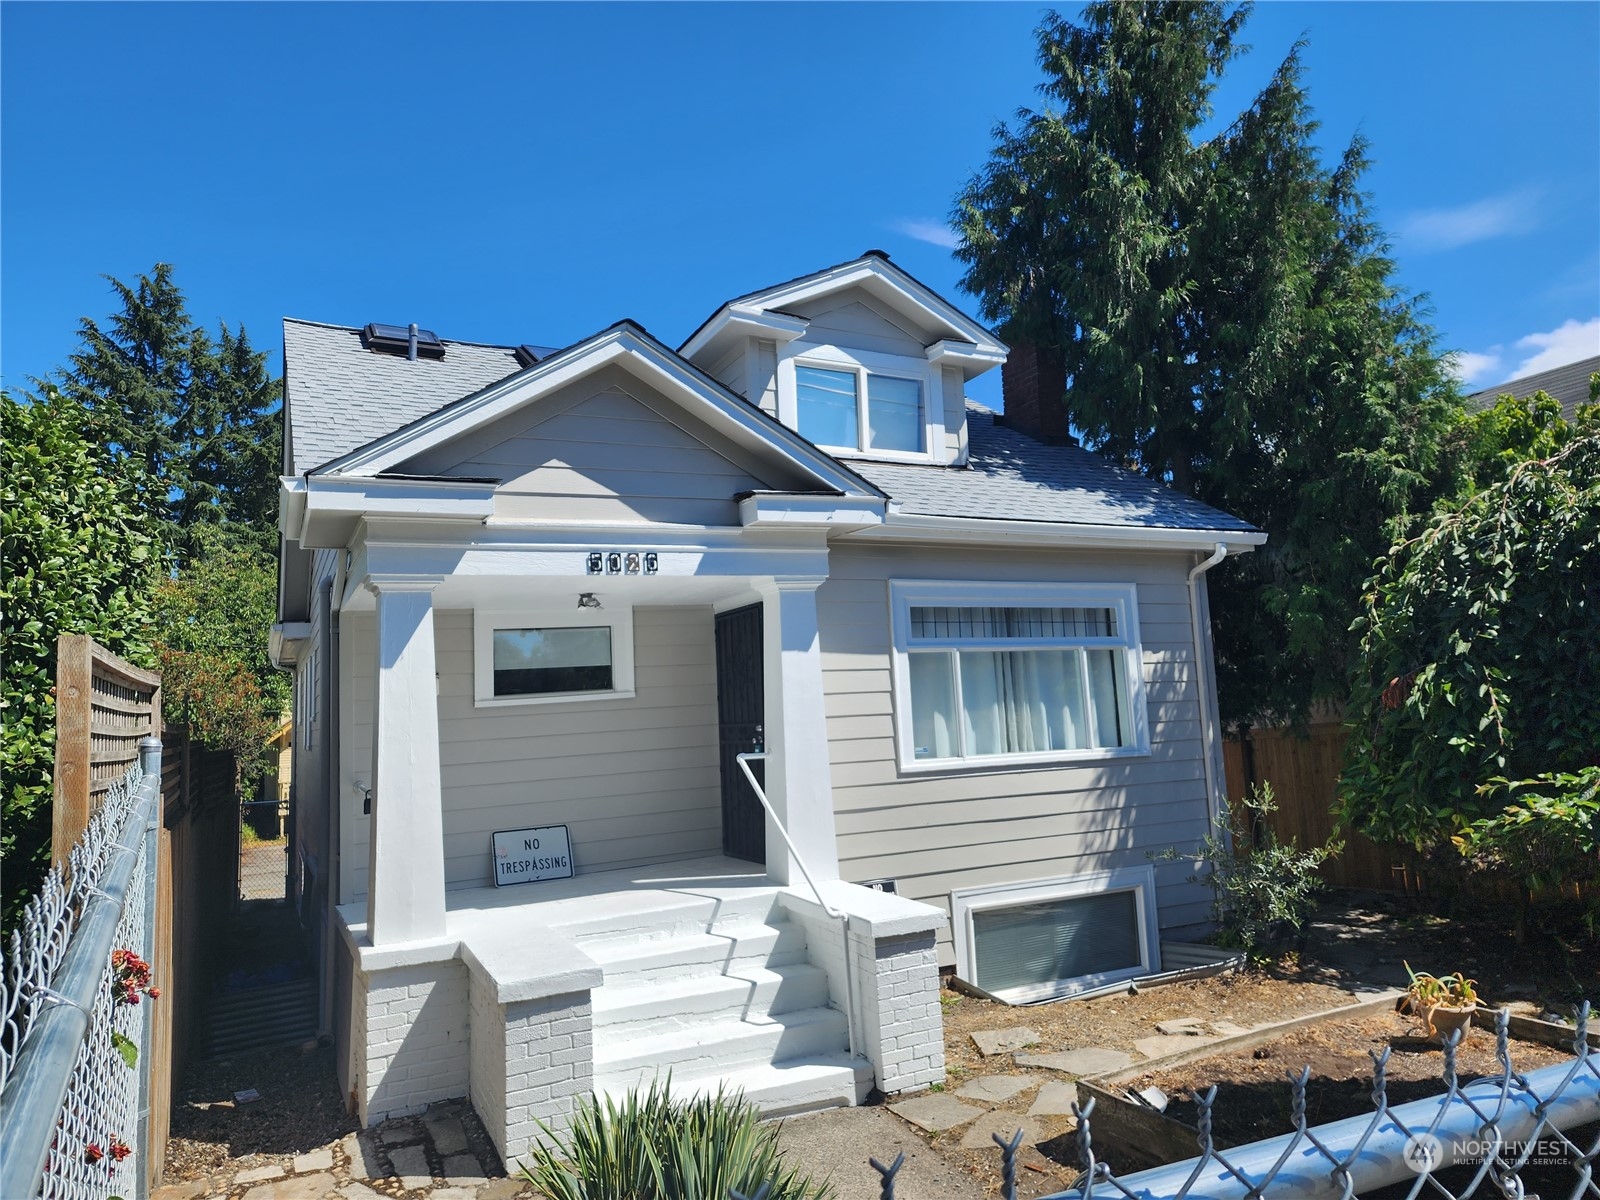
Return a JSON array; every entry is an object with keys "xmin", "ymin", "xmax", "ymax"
[{"xmin": 1187, "ymin": 543, "xmax": 1229, "ymax": 835}]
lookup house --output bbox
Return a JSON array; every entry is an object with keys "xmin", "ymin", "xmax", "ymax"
[
  {"xmin": 1468, "ymin": 353, "xmax": 1600, "ymax": 421},
  {"xmin": 270, "ymin": 251, "xmax": 1264, "ymax": 1160}
]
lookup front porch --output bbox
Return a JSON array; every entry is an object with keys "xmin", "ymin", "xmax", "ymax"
[{"xmin": 336, "ymin": 855, "xmax": 946, "ymax": 1161}]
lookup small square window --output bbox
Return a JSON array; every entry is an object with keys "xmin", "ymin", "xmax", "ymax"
[{"xmin": 794, "ymin": 360, "xmax": 923, "ymax": 454}]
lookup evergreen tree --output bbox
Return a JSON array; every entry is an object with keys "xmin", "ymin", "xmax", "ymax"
[
  {"xmin": 954, "ymin": 3, "xmax": 1459, "ymax": 728},
  {"xmin": 61, "ymin": 264, "xmax": 282, "ymax": 556}
]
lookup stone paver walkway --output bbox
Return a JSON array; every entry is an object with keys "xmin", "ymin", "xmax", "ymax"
[{"xmin": 154, "ymin": 1099, "xmax": 537, "ymax": 1200}]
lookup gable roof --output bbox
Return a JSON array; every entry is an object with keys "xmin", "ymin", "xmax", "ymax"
[
  {"xmin": 284, "ymin": 316, "xmax": 885, "ymax": 501},
  {"xmin": 679, "ymin": 251, "xmax": 1007, "ymax": 366},
  {"xmin": 283, "ymin": 319, "xmax": 525, "ymax": 475},
  {"xmin": 1468, "ymin": 354, "xmax": 1599, "ymax": 421},
  {"xmin": 853, "ymin": 406, "xmax": 1260, "ymax": 534}
]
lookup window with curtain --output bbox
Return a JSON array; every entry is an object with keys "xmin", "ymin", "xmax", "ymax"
[
  {"xmin": 795, "ymin": 363, "xmax": 922, "ymax": 454},
  {"xmin": 895, "ymin": 590, "xmax": 1144, "ymax": 766}
]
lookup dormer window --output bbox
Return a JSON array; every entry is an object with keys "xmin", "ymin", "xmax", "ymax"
[{"xmin": 795, "ymin": 361, "xmax": 924, "ymax": 455}]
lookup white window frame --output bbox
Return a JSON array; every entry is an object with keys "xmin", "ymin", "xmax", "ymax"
[
  {"xmin": 951, "ymin": 865, "xmax": 1161, "ymax": 1004},
  {"xmin": 778, "ymin": 342, "xmax": 943, "ymax": 463},
  {"xmin": 888, "ymin": 579, "xmax": 1151, "ymax": 773},
  {"xmin": 473, "ymin": 606, "xmax": 635, "ymax": 708}
]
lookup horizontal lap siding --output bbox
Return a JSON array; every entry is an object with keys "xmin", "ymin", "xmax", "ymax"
[
  {"xmin": 819, "ymin": 543, "xmax": 1215, "ymax": 965},
  {"xmin": 338, "ymin": 606, "xmax": 721, "ymax": 903}
]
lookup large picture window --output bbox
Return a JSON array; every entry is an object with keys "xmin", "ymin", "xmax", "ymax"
[
  {"xmin": 890, "ymin": 582, "xmax": 1149, "ymax": 770},
  {"xmin": 474, "ymin": 608, "xmax": 634, "ymax": 707}
]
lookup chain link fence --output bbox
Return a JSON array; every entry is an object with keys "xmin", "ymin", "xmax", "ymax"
[
  {"xmin": 734, "ymin": 1003, "xmax": 1597, "ymax": 1200},
  {"xmin": 238, "ymin": 797, "xmax": 287, "ymax": 903},
  {"xmin": 0, "ymin": 746, "xmax": 163, "ymax": 1200}
]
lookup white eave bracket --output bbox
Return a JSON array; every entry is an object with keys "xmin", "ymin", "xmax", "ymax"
[
  {"xmin": 269, "ymin": 621, "xmax": 313, "ymax": 668},
  {"xmin": 280, "ymin": 474, "xmax": 496, "ymax": 549},
  {"xmin": 738, "ymin": 492, "xmax": 886, "ymax": 533}
]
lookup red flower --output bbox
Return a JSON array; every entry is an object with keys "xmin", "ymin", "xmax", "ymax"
[
  {"xmin": 111, "ymin": 949, "xmax": 157, "ymax": 1006},
  {"xmin": 109, "ymin": 1139, "xmax": 132, "ymax": 1162},
  {"xmin": 84, "ymin": 1144, "xmax": 104, "ymax": 1165}
]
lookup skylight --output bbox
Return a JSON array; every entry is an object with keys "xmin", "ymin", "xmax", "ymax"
[{"xmin": 362, "ymin": 323, "xmax": 445, "ymax": 360}]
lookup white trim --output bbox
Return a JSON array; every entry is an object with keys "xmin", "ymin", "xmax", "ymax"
[
  {"xmin": 950, "ymin": 865, "xmax": 1161, "ymax": 1004},
  {"xmin": 887, "ymin": 579, "xmax": 1152, "ymax": 774},
  {"xmin": 779, "ymin": 342, "xmax": 945, "ymax": 464},
  {"xmin": 684, "ymin": 257, "xmax": 1006, "ymax": 363},
  {"xmin": 855, "ymin": 511, "xmax": 1267, "ymax": 552},
  {"xmin": 472, "ymin": 605, "xmax": 636, "ymax": 707}
]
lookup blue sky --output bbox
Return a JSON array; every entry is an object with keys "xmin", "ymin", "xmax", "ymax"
[{"xmin": 4, "ymin": 2, "xmax": 1597, "ymax": 412}]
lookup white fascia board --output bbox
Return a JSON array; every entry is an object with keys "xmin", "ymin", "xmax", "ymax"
[
  {"xmin": 299, "ymin": 476, "xmax": 496, "ymax": 548},
  {"xmin": 680, "ymin": 305, "xmax": 809, "ymax": 362},
  {"xmin": 746, "ymin": 260, "xmax": 1007, "ymax": 357},
  {"xmin": 738, "ymin": 492, "xmax": 886, "ymax": 531},
  {"xmin": 926, "ymin": 339, "xmax": 1008, "ymax": 378},
  {"xmin": 269, "ymin": 621, "xmax": 313, "ymax": 668},
  {"xmin": 279, "ymin": 476, "xmax": 308, "ymax": 536},
  {"xmin": 854, "ymin": 511, "xmax": 1267, "ymax": 553}
]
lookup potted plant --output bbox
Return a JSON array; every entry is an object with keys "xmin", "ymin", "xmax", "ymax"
[{"xmin": 1403, "ymin": 962, "xmax": 1479, "ymax": 1044}]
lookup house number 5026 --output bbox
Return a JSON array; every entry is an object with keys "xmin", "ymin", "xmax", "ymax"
[{"xmin": 587, "ymin": 551, "xmax": 659, "ymax": 576}]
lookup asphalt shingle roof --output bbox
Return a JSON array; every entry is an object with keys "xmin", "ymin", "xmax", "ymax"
[
  {"xmin": 852, "ymin": 406, "xmax": 1257, "ymax": 532},
  {"xmin": 1468, "ymin": 354, "xmax": 1599, "ymax": 422},
  {"xmin": 284, "ymin": 319, "xmax": 524, "ymax": 474},
  {"xmin": 283, "ymin": 318, "xmax": 1255, "ymax": 534}
]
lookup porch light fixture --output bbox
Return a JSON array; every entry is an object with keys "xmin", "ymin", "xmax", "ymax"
[{"xmin": 577, "ymin": 593, "xmax": 603, "ymax": 610}]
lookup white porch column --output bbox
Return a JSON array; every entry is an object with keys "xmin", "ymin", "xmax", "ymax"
[
  {"xmin": 366, "ymin": 576, "xmax": 448, "ymax": 946},
  {"xmin": 757, "ymin": 577, "xmax": 840, "ymax": 886}
]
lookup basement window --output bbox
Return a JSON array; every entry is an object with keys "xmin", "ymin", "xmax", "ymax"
[
  {"xmin": 473, "ymin": 607, "xmax": 635, "ymax": 707},
  {"xmin": 951, "ymin": 866, "xmax": 1160, "ymax": 1004},
  {"xmin": 362, "ymin": 323, "xmax": 446, "ymax": 360}
]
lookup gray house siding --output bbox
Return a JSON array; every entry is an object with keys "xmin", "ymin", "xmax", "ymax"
[
  {"xmin": 337, "ymin": 605, "xmax": 721, "ymax": 904},
  {"xmin": 786, "ymin": 290, "xmax": 931, "ymax": 360},
  {"xmin": 402, "ymin": 364, "xmax": 780, "ymax": 526},
  {"xmin": 816, "ymin": 541, "xmax": 1215, "ymax": 966}
]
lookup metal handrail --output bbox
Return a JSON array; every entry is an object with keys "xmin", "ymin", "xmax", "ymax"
[{"xmin": 735, "ymin": 751, "xmax": 860, "ymax": 1066}]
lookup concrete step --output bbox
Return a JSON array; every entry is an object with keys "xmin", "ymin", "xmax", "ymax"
[
  {"xmin": 594, "ymin": 1004, "xmax": 849, "ymax": 1083},
  {"xmin": 591, "ymin": 963, "xmax": 832, "ymax": 1035},
  {"xmin": 583, "ymin": 922, "xmax": 809, "ymax": 983},
  {"xmin": 599, "ymin": 1053, "xmax": 872, "ymax": 1118},
  {"xmin": 553, "ymin": 889, "xmax": 787, "ymax": 946}
]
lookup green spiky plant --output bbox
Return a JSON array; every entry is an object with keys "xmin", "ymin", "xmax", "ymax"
[{"xmin": 518, "ymin": 1079, "xmax": 833, "ymax": 1200}]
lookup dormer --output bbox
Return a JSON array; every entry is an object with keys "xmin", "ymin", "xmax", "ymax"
[{"xmin": 681, "ymin": 251, "xmax": 1007, "ymax": 466}]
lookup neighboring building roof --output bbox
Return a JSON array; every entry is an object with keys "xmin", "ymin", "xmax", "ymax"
[
  {"xmin": 1468, "ymin": 354, "xmax": 1599, "ymax": 421},
  {"xmin": 852, "ymin": 406, "xmax": 1259, "ymax": 533},
  {"xmin": 283, "ymin": 319, "xmax": 525, "ymax": 474}
]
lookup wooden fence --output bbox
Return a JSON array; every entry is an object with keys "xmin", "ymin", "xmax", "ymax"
[{"xmin": 1222, "ymin": 721, "xmax": 1404, "ymax": 892}]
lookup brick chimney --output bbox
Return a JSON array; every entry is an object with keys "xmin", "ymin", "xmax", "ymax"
[{"xmin": 1000, "ymin": 343, "xmax": 1072, "ymax": 444}]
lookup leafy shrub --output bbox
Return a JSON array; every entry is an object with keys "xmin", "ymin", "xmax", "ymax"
[
  {"xmin": 1159, "ymin": 783, "xmax": 1338, "ymax": 954},
  {"xmin": 1, "ymin": 387, "xmax": 159, "ymax": 928},
  {"xmin": 519, "ymin": 1080, "xmax": 832, "ymax": 1200},
  {"xmin": 1339, "ymin": 436, "xmax": 1600, "ymax": 857},
  {"xmin": 1450, "ymin": 769, "xmax": 1600, "ymax": 903}
]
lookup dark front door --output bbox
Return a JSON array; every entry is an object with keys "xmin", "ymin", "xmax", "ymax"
[{"xmin": 715, "ymin": 603, "xmax": 766, "ymax": 864}]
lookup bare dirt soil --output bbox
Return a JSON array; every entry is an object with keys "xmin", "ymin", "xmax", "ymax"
[{"xmin": 1127, "ymin": 1009, "xmax": 1575, "ymax": 1145}]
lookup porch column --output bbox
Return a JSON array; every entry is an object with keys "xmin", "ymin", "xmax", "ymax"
[
  {"xmin": 757, "ymin": 577, "xmax": 840, "ymax": 886},
  {"xmin": 366, "ymin": 576, "xmax": 448, "ymax": 945}
]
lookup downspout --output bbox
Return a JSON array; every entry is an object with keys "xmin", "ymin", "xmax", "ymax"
[
  {"xmin": 1187, "ymin": 543, "xmax": 1228, "ymax": 833},
  {"xmin": 318, "ymin": 575, "xmax": 339, "ymax": 1039}
]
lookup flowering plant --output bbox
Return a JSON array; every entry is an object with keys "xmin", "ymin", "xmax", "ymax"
[{"xmin": 111, "ymin": 949, "xmax": 158, "ymax": 1006}]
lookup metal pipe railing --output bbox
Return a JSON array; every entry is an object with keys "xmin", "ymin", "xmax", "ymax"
[
  {"xmin": 735, "ymin": 751, "xmax": 860, "ymax": 1066},
  {"xmin": 0, "ymin": 748, "xmax": 162, "ymax": 1200}
]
